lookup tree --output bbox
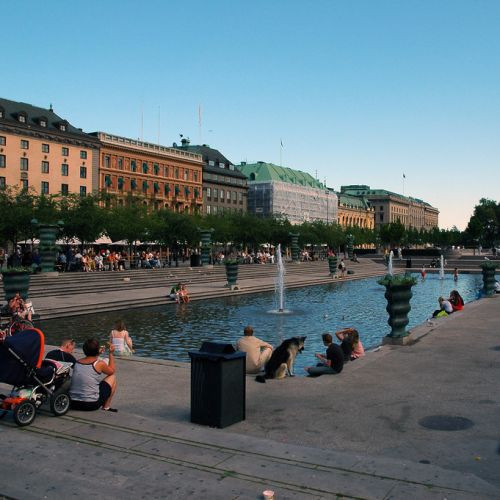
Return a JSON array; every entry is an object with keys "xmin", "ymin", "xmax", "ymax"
[
  {"xmin": 0, "ymin": 187, "xmax": 37, "ymax": 247},
  {"xmin": 464, "ymin": 198, "xmax": 499, "ymax": 248}
]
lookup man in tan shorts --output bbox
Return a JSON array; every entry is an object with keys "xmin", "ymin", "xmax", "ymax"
[{"xmin": 236, "ymin": 326, "xmax": 273, "ymax": 374}]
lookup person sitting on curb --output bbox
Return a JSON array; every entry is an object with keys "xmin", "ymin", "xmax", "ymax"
[
  {"xmin": 432, "ymin": 296, "xmax": 453, "ymax": 318},
  {"xmin": 110, "ymin": 320, "xmax": 134, "ymax": 355},
  {"xmin": 8, "ymin": 292, "xmax": 32, "ymax": 321},
  {"xmin": 305, "ymin": 333, "xmax": 344, "ymax": 377},
  {"xmin": 448, "ymin": 290, "xmax": 464, "ymax": 311},
  {"xmin": 169, "ymin": 283, "xmax": 181, "ymax": 302},
  {"xmin": 336, "ymin": 328, "xmax": 365, "ymax": 360},
  {"xmin": 45, "ymin": 338, "xmax": 77, "ymax": 366},
  {"xmin": 236, "ymin": 326, "xmax": 273, "ymax": 374},
  {"xmin": 69, "ymin": 338, "xmax": 118, "ymax": 412},
  {"xmin": 178, "ymin": 284, "xmax": 190, "ymax": 303}
]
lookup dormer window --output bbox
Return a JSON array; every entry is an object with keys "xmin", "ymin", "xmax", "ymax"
[
  {"xmin": 18, "ymin": 113, "xmax": 27, "ymax": 123},
  {"xmin": 0, "ymin": 107, "xmax": 4, "ymax": 119},
  {"xmin": 219, "ymin": 162, "xmax": 225, "ymax": 169},
  {"xmin": 38, "ymin": 116, "xmax": 48, "ymax": 127},
  {"xmin": 59, "ymin": 124, "xmax": 66, "ymax": 131}
]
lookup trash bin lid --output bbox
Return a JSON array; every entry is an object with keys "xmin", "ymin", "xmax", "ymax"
[
  {"xmin": 189, "ymin": 342, "xmax": 246, "ymax": 361},
  {"xmin": 200, "ymin": 342, "xmax": 235, "ymax": 354}
]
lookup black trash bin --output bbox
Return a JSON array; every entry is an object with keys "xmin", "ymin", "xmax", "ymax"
[
  {"xmin": 189, "ymin": 341, "xmax": 246, "ymax": 428},
  {"xmin": 190, "ymin": 254, "xmax": 201, "ymax": 267}
]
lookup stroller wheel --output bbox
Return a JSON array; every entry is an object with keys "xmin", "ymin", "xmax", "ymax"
[
  {"xmin": 13, "ymin": 400, "xmax": 36, "ymax": 426},
  {"xmin": 50, "ymin": 393, "xmax": 70, "ymax": 416}
]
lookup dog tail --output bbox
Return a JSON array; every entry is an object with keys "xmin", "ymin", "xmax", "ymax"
[{"xmin": 255, "ymin": 375, "xmax": 266, "ymax": 383}]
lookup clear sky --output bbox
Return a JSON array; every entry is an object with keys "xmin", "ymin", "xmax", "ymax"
[{"xmin": 2, "ymin": 0, "xmax": 499, "ymax": 229}]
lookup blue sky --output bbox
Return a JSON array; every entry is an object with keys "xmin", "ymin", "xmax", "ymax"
[{"xmin": 2, "ymin": 0, "xmax": 499, "ymax": 229}]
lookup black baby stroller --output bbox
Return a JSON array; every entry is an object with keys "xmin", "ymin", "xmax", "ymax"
[{"xmin": 0, "ymin": 328, "xmax": 71, "ymax": 426}]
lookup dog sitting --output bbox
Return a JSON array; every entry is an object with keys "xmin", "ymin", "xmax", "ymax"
[{"xmin": 255, "ymin": 336, "xmax": 306, "ymax": 383}]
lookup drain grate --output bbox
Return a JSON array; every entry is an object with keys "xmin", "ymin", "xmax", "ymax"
[{"xmin": 419, "ymin": 415, "xmax": 474, "ymax": 431}]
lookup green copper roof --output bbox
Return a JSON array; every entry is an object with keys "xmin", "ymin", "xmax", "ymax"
[
  {"xmin": 239, "ymin": 162, "xmax": 325, "ymax": 189},
  {"xmin": 340, "ymin": 185, "xmax": 435, "ymax": 208},
  {"xmin": 338, "ymin": 193, "xmax": 370, "ymax": 209}
]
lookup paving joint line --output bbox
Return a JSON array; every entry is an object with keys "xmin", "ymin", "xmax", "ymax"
[{"xmin": 31, "ymin": 414, "xmax": 486, "ymax": 495}]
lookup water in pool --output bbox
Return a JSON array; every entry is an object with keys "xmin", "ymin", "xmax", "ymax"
[{"xmin": 40, "ymin": 273, "xmax": 489, "ymax": 374}]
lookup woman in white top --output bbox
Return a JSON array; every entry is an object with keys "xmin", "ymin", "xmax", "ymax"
[{"xmin": 110, "ymin": 320, "xmax": 133, "ymax": 355}]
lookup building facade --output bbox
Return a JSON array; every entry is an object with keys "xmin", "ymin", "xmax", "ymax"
[
  {"xmin": 92, "ymin": 132, "xmax": 203, "ymax": 213},
  {"xmin": 239, "ymin": 162, "xmax": 338, "ymax": 225},
  {"xmin": 174, "ymin": 139, "xmax": 248, "ymax": 215},
  {"xmin": 337, "ymin": 192, "xmax": 375, "ymax": 229},
  {"xmin": 340, "ymin": 185, "xmax": 439, "ymax": 230},
  {"xmin": 0, "ymin": 97, "xmax": 99, "ymax": 196}
]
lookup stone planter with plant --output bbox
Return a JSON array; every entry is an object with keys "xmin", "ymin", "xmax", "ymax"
[
  {"xmin": 1, "ymin": 267, "xmax": 32, "ymax": 301},
  {"xmin": 225, "ymin": 259, "xmax": 239, "ymax": 289},
  {"xmin": 480, "ymin": 261, "xmax": 498, "ymax": 297}
]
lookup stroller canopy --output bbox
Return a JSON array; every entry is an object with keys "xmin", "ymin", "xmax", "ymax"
[{"xmin": 0, "ymin": 329, "xmax": 45, "ymax": 386}]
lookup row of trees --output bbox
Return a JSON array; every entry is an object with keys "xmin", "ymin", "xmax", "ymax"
[{"xmin": 0, "ymin": 187, "xmax": 498, "ymax": 251}]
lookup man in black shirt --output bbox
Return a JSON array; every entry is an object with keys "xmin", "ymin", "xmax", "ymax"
[
  {"xmin": 305, "ymin": 333, "xmax": 344, "ymax": 376},
  {"xmin": 45, "ymin": 338, "xmax": 77, "ymax": 366}
]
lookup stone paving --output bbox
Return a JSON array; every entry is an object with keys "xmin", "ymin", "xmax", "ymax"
[{"xmin": 0, "ymin": 290, "xmax": 499, "ymax": 498}]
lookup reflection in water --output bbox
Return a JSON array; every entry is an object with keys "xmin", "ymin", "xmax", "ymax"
[{"xmin": 40, "ymin": 274, "xmax": 487, "ymax": 374}]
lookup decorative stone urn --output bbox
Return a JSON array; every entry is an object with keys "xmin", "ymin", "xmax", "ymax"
[
  {"xmin": 378, "ymin": 274, "xmax": 417, "ymax": 345},
  {"xmin": 32, "ymin": 218, "xmax": 64, "ymax": 274},
  {"xmin": 289, "ymin": 233, "xmax": 299, "ymax": 262},
  {"xmin": 328, "ymin": 256, "xmax": 338, "ymax": 276},
  {"xmin": 198, "ymin": 228, "xmax": 213, "ymax": 266},
  {"xmin": 1, "ymin": 269, "xmax": 31, "ymax": 301},
  {"xmin": 480, "ymin": 261, "xmax": 498, "ymax": 297},
  {"xmin": 346, "ymin": 234, "xmax": 354, "ymax": 260},
  {"xmin": 225, "ymin": 260, "xmax": 239, "ymax": 289}
]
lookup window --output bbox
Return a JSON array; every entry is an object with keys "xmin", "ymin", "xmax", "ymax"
[
  {"xmin": 104, "ymin": 155, "xmax": 110, "ymax": 168},
  {"xmin": 42, "ymin": 143, "xmax": 50, "ymax": 153},
  {"xmin": 59, "ymin": 124, "xmax": 66, "ymax": 131},
  {"xmin": 0, "ymin": 177, "xmax": 5, "ymax": 188},
  {"xmin": 41, "ymin": 181, "xmax": 49, "ymax": 194},
  {"xmin": 61, "ymin": 184, "xmax": 69, "ymax": 195},
  {"xmin": 61, "ymin": 164, "xmax": 69, "ymax": 176},
  {"xmin": 0, "ymin": 109, "xmax": 3, "ymax": 118},
  {"xmin": 227, "ymin": 190, "xmax": 231, "ymax": 201},
  {"xmin": 62, "ymin": 147, "xmax": 69, "ymax": 156},
  {"xmin": 131, "ymin": 160, "xmax": 137, "ymax": 172},
  {"xmin": 206, "ymin": 205, "xmax": 211, "ymax": 214},
  {"xmin": 183, "ymin": 169, "xmax": 188, "ymax": 180},
  {"xmin": 380, "ymin": 213, "xmax": 384, "ymax": 222},
  {"xmin": 0, "ymin": 136, "xmax": 5, "ymax": 146},
  {"xmin": 20, "ymin": 158, "xmax": 28, "ymax": 171},
  {"xmin": 232, "ymin": 191, "xmax": 237, "ymax": 201},
  {"xmin": 19, "ymin": 115, "xmax": 26, "ymax": 123},
  {"xmin": 40, "ymin": 119, "xmax": 47, "ymax": 127},
  {"xmin": 229, "ymin": 164, "xmax": 234, "ymax": 171},
  {"xmin": 153, "ymin": 163, "xmax": 159, "ymax": 175},
  {"xmin": 0, "ymin": 155, "xmax": 5, "ymax": 168},
  {"xmin": 220, "ymin": 189, "xmax": 224, "ymax": 201},
  {"xmin": 80, "ymin": 186, "xmax": 87, "ymax": 196},
  {"xmin": 21, "ymin": 140, "xmax": 29, "ymax": 149},
  {"xmin": 80, "ymin": 166, "xmax": 87, "ymax": 178},
  {"xmin": 219, "ymin": 162, "xmax": 225, "ymax": 169},
  {"xmin": 117, "ymin": 157, "xmax": 123, "ymax": 170},
  {"xmin": 212, "ymin": 206, "xmax": 218, "ymax": 215},
  {"xmin": 41, "ymin": 161, "xmax": 49, "ymax": 173},
  {"xmin": 80, "ymin": 150, "xmax": 87, "ymax": 159},
  {"xmin": 206, "ymin": 187, "xmax": 211, "ymax": 198},
  {"xmin": 194, "ymin": 171, "xmax": 198, "ymax": 182},
  {"xmin": 238, "ymin": 192, "xmax": 243, "ymax": 203},
  {"xmin": 175, "ymin": 168, "xmax": 179, "ymax": 179},
  {"xmin": 213, "ymin": 188, "xmax": 218, "ymax": 198},
  {"xmin": 208, "ymin": 160, "xmax": 215, "ymax": 167},
  {"xmin": 142, "ymin": 162, "xmax": 148, "ymax": 174},
  {"xmin": 21, "ymin": 179, "xmax": 28, "ymax": 190}
]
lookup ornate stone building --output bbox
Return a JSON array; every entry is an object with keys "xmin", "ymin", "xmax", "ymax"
[
  {"xmin": 173, "ymin": 139, "xmax": 248, "ymax": 215},
  {"xmin": 239, "ymin": 162, "xmax": 338, "ymax": 225},
  {"xmin": 340, "ymin": 185, "xmax": 439, "ymax": 230},
  {"xmin": 91, "ymin": 132, "xmax": 203, "ymax": 213},
  {"xmin": 337, "ymin": 192, "xmax": 375, "ymax": 229},
  {"xmin": 0, "ymin": 97, "xmax": 99, "ymax": 196}
]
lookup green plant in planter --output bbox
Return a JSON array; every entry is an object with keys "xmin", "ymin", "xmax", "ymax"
[
  {"xmin": 1, "ymin": 267, "xmax": 32, "ymax": 301},
  {"xmin": 479, "ymin": 261, "xmax": 498, "ymax": 296},
  {"xmin": 378, "ymin": 274, "xmax": 418, "ymax": 287}
]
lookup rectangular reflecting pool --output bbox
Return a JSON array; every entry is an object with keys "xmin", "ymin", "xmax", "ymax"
[{"xmin": 40, "ymin": 273, "xmax": 491, "ymax": 374}]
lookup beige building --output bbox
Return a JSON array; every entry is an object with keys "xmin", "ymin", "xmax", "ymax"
[
  {"xmin": 0, "ymin": 97, "xmax": 99, "ymax": 196},
  {"xmin": 337, "ymin": 192, "xmax": 375, "ymax": 229},
  {"xmin": 340, "ymin": 185, "xmax": 439, "ymax": 230},
  {"xmin": 92, "ymin": 132, "xmax": 203, "ymax": 213}
]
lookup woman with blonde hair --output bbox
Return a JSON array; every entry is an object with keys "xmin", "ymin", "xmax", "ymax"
[{"xmin": 110, "ymin": 320, "xmax": 134, "ymax": 355}]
